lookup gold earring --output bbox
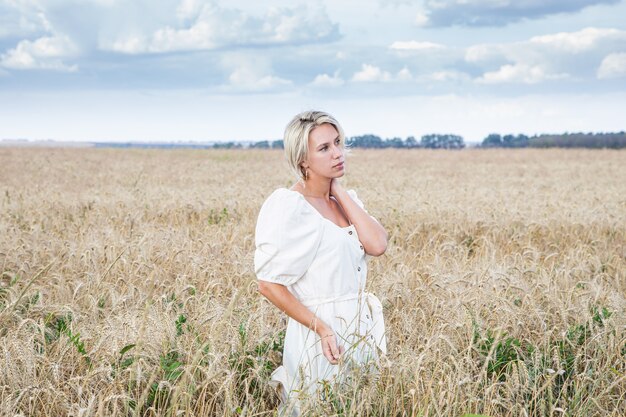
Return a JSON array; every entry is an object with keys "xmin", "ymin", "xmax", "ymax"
[{"xmin": 304, "ymin": 169, "xmax": 309, "ymax": 181}]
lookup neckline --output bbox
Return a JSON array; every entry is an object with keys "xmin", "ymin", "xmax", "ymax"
[{"xmin": 281, "ymin": 188, "xmax": 354, "ymax": 229}]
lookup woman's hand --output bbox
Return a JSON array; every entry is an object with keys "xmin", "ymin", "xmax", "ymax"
[
  {"xmin": 258, "ymin": 281, "xmax": 346, "ymax": 364},
  {"xmin": 329, "ymin": 178, "xmax": 345, "ymax": 199},
  {"xmin": 317, "ymin": 324, "xmax": 345, "ymax": 364}
]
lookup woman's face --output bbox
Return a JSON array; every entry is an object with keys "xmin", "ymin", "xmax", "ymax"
[{"xmin": 303, "ymin": 123, "xmax": 345, "ymax": 180}]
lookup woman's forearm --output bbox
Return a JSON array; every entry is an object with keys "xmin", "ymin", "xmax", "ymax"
[{"xmin": 257, "ymin": 280, "xmax": 331, "ymax": 336}]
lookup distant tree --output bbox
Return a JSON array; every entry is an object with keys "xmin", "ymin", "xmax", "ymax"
[
  {"xmin": 481, "ymin": 133, "xmax": 502, "ymax": 148},
  {"xmin": 502, "ymin": 134, "xmax": 515, "ymax": 147},
  {"xmin": 514, "ymin": 134, "xmax": 529, "ymax": 147},
  {"xmin": 251, "ymin": 140, "xmax": 270, "ymax": 149},
  {"xmin": 529, "ymin": 132, "xmax": 626, "ymax": 148},
  {"xmin": 421, "ymin": 134, "xmax": 465, "ymax": 149},
  {"xmin": 385, "ymin": 137, "xmax": 405, "ymax": 148},
  {"xmin": 272, "ymin": 140, "xmax": 284, "ymax": 149},
  {"xmin": 213, "ymin": 141, "xmax": 238, "ymax": 149},
  {"xmin": 405, "ymin": 136, "xmax": 419, "ymax": 148},
  {"xmin": 499, "ymin": 134, "xmax": 530, "ymax": 148},
  {"xmin": 347, "ymin": 134, "xmax": 384, "ymax": 148},
  {"xmin": 479, "ymin": 131, "xmax": 625, "ymax": 149}
]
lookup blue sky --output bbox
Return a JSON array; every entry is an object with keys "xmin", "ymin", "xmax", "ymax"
[{"xmin": 1, "ymin": 0, "xmax": 625, "ymax": 142}]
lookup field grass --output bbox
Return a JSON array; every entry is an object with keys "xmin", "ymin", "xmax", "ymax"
[{"xmin": 0, "ymin": 147, "xmax": 625, "ymax": 416}]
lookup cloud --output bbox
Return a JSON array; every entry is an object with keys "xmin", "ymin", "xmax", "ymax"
[
  {"xmin": 0, "ymin": 34, "xmax": 78, "ymax": 71},
  {"xmin": 351, "ymin": 64, "xmax": 414, "ymax": 83},
  {"xmin": 416, "ymin": 0, "xmax": 620, "ymax": 27},
  {"xmin": 427, "ymin": 70, "xmax": 472, "ymax": 82},
  {"xmin": 397, "ymin": 67, "xmax": 412, "ymax": 81},
  {"xmin": 528, "ymin": 27, "xmax": 623, "ymax": 53},
  {"xmin": 311, "ymin": 72, "xmax": 345, "ymax": 87},
  {"xmin": 466, "ymin": 27, "xmax": 626, "ymax": 84},
  {"xmin": 102, "ymin": 3, "xmax": 339, "ymax": 53},
  {"xmin": 597, "ymin": 52, "xmax": 626, "ymax": 79},
  {"xmin": 389, "ymin": 40, "xmax": 444, "ymax": 51},
  {"xmin": 476, "ymin": 63, "xmax": 569, "ymax": 84},
  {"xmin": 352, "ymin": 64, "xmax": 393, "ymax": 82},
  {"xmin": 0, "ymin": 0, "xmax": 46, "ymax": 39},
  {"xmin": 227, "ymin": 67, "xmax": 291, "ymax": 91},
  {"xmin": 219, "ymin": 54, "xmax": 292, "ymax": 92}
]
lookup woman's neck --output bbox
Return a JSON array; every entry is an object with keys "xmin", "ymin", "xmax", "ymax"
[{"xmin": 296, "ymin": 178, "xmax": 331, "ymax": 199}]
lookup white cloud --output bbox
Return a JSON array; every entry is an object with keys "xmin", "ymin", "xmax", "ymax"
[
  {"xmin": 476, "ymin": 63, "xmax": 569, "ymax": 84},
  {"xmin": 0, "ymin": 34, "xmax": 78, "ymax": 71},
  {"xmin": 529, "ymin": 27, "xmax": 623, "ymax": 53},
  {"xmin": 397, "ymin": 67, "xmax": 412, "ymax": 81},
  {"xmin": 108, "ymin": 35, "xmax": 147, "ymax": 54},
  {"xmin": 428, "ymin": 70, "xmax": 471, "ymax": 82},
  {"xmin": 389, "ymin": 40, "xmax": 444, "ymax": 50},
  {"xmin": 351, "ymin": 64, "xmax": 414, "ymax": 83},
  {"xmin": 311, "ymin": 72, "xmax": 345, "ymax": 87},
  {"xmin": 219, "ymin": 54, "xmax": 292, "ymax": 92},
  {"xmin": 597, "ymin": 52, "xmax": 626, "ymax": 79},
  {"xmin": 466, "ymin": 27, "xmax": 626, "ymax": 84},
  {"xmin": 465, "ymin": 44, "xmax": 500, "ymax": 63},
  {"xmin": 103, "ymin": 3, "xmax": 339, "ymax": 54},
  {"xmin": 352, "ymin": 64, "xmax": 393, "ymax": 82},
  {"xmin": 466, "ymin": 27, "xmax": 626, "ymax": 63},
  {"xmin": 0, "ymin": 0, "xmax": 46, "ymax": 39},
  {"xmin": 415, "ymin": 11, "xmax": 429, "ymax": 27},
  {"xmin": 228, "ymin": 67, "xmax": 291, "ymax": 91}
]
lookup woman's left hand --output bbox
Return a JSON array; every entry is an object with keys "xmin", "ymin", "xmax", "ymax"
[{"xmin": 330, "ymin": 178, "xmax": 345, "ymax": 198}]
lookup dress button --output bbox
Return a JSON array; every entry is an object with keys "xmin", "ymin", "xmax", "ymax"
[
  {"xmin": 359, "ymin": 245, "xmax": 363, "ymax": 250},
  {"xmin": 357, "ymin": 267, "xmax": 361, "ymax": 271},
  {"xmin": 348, "ymin": 230, "xmax": 353, "ymax": 235}
]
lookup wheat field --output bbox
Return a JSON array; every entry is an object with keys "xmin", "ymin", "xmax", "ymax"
[{"xmin": 0, "ymin": 147, "xmax": 625, "ymax": 417}]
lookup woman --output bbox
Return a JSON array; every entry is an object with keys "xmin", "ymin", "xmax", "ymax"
[{"xmin": 254, "ymin": 110, "xmax": 388, "ymax": 413}]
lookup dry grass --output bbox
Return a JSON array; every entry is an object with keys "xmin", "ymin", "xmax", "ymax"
[{"xmin": 0, "ymin": 147, "xmax": 625, "ymax": 417}]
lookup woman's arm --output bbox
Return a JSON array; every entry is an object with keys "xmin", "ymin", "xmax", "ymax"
[
  {"xmin": 257, "ymin": 280, "xmax": 344, "ymax": 364},
  {"xmin": 330, "ymin": 179, "xmax": 388, "ymax": 256}
]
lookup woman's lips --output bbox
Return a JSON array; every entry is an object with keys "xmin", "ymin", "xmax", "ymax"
[{"xmin": 334, "ymin": 162, "xmax": 344, "ymax": 169}]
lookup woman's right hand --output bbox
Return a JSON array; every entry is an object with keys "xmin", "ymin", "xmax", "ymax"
[
  {"xmin": 257, "ymin": 281, "xmax": 346, "ymax": 364},
  {"xmin": 318, "ymin": 325, "xmax": 345, "ymax": 364}
]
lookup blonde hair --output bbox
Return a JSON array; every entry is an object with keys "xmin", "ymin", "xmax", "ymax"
[{"xmin": 283, "ymin": 110, "xmax": 349, "ymax": 180}]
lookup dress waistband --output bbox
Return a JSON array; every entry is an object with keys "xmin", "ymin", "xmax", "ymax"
[
  {"xmin": 299, "ymin": 291, "xmax": 387, "ymax": 355},
  {"xmin": 299, "ymin": 292, "xmax": 362, "ymax": 307}
]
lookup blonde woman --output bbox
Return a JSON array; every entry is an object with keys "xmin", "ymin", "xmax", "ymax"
[{"xmin": 254, "ymin": 110, "xmax": 388, "ymax": 413}]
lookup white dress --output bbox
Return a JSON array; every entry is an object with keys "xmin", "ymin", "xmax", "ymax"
[{"xmin": 254, "ymin": 187, "xmax": 386, "ymax": 409}]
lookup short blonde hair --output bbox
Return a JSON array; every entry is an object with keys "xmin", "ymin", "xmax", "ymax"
[{"xmin": 283, "ymin": 110, "xmax": 349, "ymax": 180}]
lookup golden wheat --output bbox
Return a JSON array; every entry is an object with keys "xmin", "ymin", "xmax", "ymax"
[{"xmin": 0, "ymin": 147, "xmax": 624, "ymax": 417}]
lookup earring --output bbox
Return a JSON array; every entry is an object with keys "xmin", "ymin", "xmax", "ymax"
[{"xmin": 304, "ymin": 169, "xmax": 309, "ymax": 181}]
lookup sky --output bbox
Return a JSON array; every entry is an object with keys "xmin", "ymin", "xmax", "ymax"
[{"xmin": 1, "ymin": 0, "xmax": 625, "ymax": 143}]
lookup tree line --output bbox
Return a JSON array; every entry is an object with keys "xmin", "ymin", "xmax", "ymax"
[
  {"xmin": 222, "ymin": 131, "xmax": 626, "ymax": 150},
  {"xmin": 479, "ymin": 132, "xmax": 626, "ymax": 149},
  {"xmin": 244, "ymin": 134, "xmax": 466, "ymax": 150}
]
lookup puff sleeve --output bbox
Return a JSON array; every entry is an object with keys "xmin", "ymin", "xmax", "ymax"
[{"xmin": 254, "ymin": 189, "xmax": 324, "ymax": 286}]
